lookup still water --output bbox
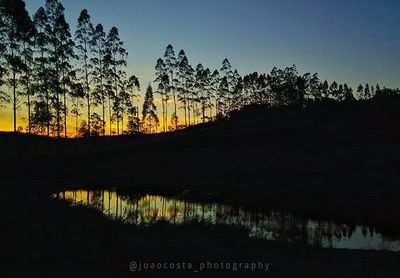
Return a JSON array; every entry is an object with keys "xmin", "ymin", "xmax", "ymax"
[{"xmin": 53, "ymin": 189, "xmax": 400, "ymax": 252}]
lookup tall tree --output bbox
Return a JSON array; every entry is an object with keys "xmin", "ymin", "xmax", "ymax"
[
  {"xmin": 19, "ymin": 8, "xmax": 35, "ymax": 133},
  {"xmin": 32, "ymin": 6, "xmax": 51, "ymax": 135},
  {"xmin": 125, "ymin": 75, "xmax": 140, "ymax": 133},
  {"xmin": 219, "ymin": 58, "xmax": 233, "ymax": 113},
  {"xmin": 142, "ymin": 84, "xmax": 158, "ymax": 133},
  {"xmin": 176, "ymin": 49, "xmax": 190, "ymax": 126},
  {"xmin": 164, "ymin": 44, "xmax": 177, "ymax": 130},
  {"xmin": 104, "ymin": 27, "xmax": 127, "ymax": 135},
  {"xmin": 154, "ymin": 58, "xmax": 168, "ymax": 132},
  {"xmin": 356, "ymin": 84, "xmax": 364, "ymax": 100},
  {"xmin": 91, "ymin": 24, "xmax": 106, "ymax": 135},
  {"xmin": 55, "ymin": 4, "xmax": 74, "ymax": 137},
  {"xmin": 0, "ymin": 0, "xmax": 33, "ymax": 132},
  {"xmin": 0, "ymin": 2, "xmax": 8, "ymax": 123},
  {"xmin": 364, "ymin": 84, "xmax": 371, "ymax": 100},
  {"xmin": 210, "ymin": 69, "xmax": 220, "ymax": 117},
  {"xmin": 75, "ymin": 9, "xmax": 93, "ymax": 136}
]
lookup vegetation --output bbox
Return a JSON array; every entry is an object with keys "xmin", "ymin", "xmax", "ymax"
[{"xmin": 1, "ymin": 0, "xmax": 399, "ymax": 137}]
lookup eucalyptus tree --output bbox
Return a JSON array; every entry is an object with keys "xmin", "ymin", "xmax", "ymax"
[
  {"xmin": 118, "ymin": 75, "xmax": 138, "ymax": 133},
  {"xmin": 194, "ymin": 63, "xmax": 205, "ymax": 122},
  {"xmin": 75, "ymin": 9, "xmax": 94, "ymax": 135},
  {"xmin": 104, "ymin": 26, "xmax": 127, "ymax": 135},
  {"xmin": 0, "ymin": 0, "xmax": 33, "ymax": 132},
  {"xmin": 142, "ymin": 84, "xmax": 158, "ymax": 133},
  {"xmin": 184, "ymin": 63, "xmax": 195, "ymax": 125},
  {"xmin": 219, "ymin": 58, "xmax": 233, "ymax": 113},
  {"xmin": 194, "ymin": 64, "xmax": 212, "ymax": 123},
  {"xmin": 364, "ymin": 84, "xmax": 371, "ymax": 99},
  {"xmin": 70, "ymin": 81, "xmax": 84, "ymax": 136},
  {"xmin": 218, "ymin": 76, "xmax": 229, "ymax": 115},
  {"xmin": 44, "ymin": 0, "xmax": 70, "ymax": 137},
  {"xmin": 303, "ymin": 73, "xmax": 320, "ymax": 102},
  {"xmin": 232, "ymin": 75, "xmax": 243, "ymax": 111},
  {"xmin": 356, "ymin": 84, "xmax": 364, "ymax": 100},
  {"xmin": 320, "ymin": 80, "xmax": 329, "ymax": 99},
  {"xmin": 243, "ymin": 72, "xmax": 257, "ymax": 105},
  {"xmin": 55, "ymin": 5, "xmax": 74, "ymax": 137},
  {"xmin": 164, "ymin": 44, "xmax": 178, "ymax": 130},
  {"xmin": 231, "ymin": 69, "xmax": 242, "ymax": 110},
  {"xmin": 329, "ymin": 81, "xmax": 338, "ymax": 100},
  {"xmin": 154, "ymin": 58, "xmax": 169, "ymax": 131},
  {"xmin": 32, "ymin": 6, "xmax": 51, "ymax": 135},
  {"xmin": 176, "ymin": 49, "xmax": 190, "ymax": 126},
  {"xmin": 210, "ymin": 69, "xmax": 220, "ymax": 117},
  {"xmin": 255, "ymin": 73, "xmax": 268, "ymax": 105},
  {"xmin": 0, "ymin": 3, "xmax": 8, "ymax": 125},
  {"xmin": 19, "ymin": 10, "xmax": 35, "ymax": 133},
  {"xmin": 125, "ymin": 75, "xmax": 140, "ymax": 133},
  {"xmin": 343, "ymin": 83, "xmax": 355, "ymax": 102},
  {"xmin": 91, "ymin": 24, "xmax": 107, "ymax": 134}
]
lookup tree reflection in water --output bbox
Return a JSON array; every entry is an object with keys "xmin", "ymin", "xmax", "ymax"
[{"xmin": 54, "ymin": 190, "xmax": 400, "ymax": 252}]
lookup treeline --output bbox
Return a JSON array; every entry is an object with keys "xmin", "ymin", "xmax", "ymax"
[
  {"xmin": 1, "ymin": 1, "xmax": 399, "ymax": 137},
  {"xmin": 0, "ymin": 0, "xmax": 140, "ymax": 137},
  {"xmin": 153, "ymin": 44, "xmax": 400, "ymax": 133}
]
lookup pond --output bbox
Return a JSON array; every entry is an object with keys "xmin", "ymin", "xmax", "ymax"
[{"xmin": 53, "ymin": 189, "xmax": 400, "ymax": 252}]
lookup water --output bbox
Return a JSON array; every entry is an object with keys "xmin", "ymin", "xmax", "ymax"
[{"xmin": 53, "ymin": 189, "xmax": 400, "ymax": 252}]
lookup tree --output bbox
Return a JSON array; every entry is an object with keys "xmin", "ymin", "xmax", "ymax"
[
  {"xmin": 91, "ymin": 23, "xmax": 106, "ymax": 135},
  {"xmin": 164, "ymin": 44, "xmax": 178, "ymax": 130},
  {"xmin": 219, "ymin": 58, "xmax": 233, "ymax": 113},
  {"xmin": 364, "ymin": 84, "xmax": 371, "ymax": 100},
  {"xmin": 142, "ymin": 84, "xmax": 158, "ymax": 133},
  {"xmin": 32, "ymin": 6, "xmax": 52, "ymax": 136},
  {"xmin": 30, "ymin": 99, "xmax": 51, "ymax": 135},
  {"xmin": 75, "ymin": 9, "xmax": 93, "ymax": 135},
  {"xmin": 194, "ymin": 63, "xmax": 207, "ymax": 122},
  {"xmin": 125, "ymin": 75, "xmax": 140, "ymax": 132},
  {"xmin": 45, "ymin": 0, "xmax": 70, "ymax": 137},
  {"xmin": 154, "ymin": 58, "xmax": 168, "ymax": 131},
  {"xmin": 329, "ymin": 81, "xmax": 338, "ymax": 100},
  {"xmin": 210, "ymin": 69, "xmax": 220, "ymax": 118},
  {"xmin": 69, "ymin": 81, "xmax": 84, "ymax": 136},
  {"xmin": 0, "ymin": 5, "xmax": 5, "ymax": 106},
  {"xmin": 343, "ymin": 83, "xmax": 355, "ymax": 102},
  {"xmin": 356, "ymin": 84, "xmax": 364, "ymax": 100},
  {"xmin": 19, "ymin": 7, "xmax": 35, "ymax": 133},
  {"xmin": 104, "ymin": 26, "xmax": 127, "ymax": 135},
  {"xmin": 0, "ymin": 0, "xmax": 33, "ymax": 132},
  {"xmin": 176, "ymin": 49, "xmax": 191, "ymax": 126},
  {"xmin": 50, "ymin": 2, "xmax": 74, "ymax": 137}
]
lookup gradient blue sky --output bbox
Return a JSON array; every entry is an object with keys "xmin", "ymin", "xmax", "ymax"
[{"xmin": 24, "ymin": 0, "xmax": 400, "ymax": 89}]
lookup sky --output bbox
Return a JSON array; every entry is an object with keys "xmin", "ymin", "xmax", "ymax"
[{"xmin": 1, "ymin": 0, "xmax": 399, "ymax": 132}]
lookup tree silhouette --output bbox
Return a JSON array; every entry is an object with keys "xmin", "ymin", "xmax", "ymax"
[
  {"xmin": 32, "ymin": 6, "xmax": 51, "ymax": 135},
  {"xmin": 90, "ymin": 24, "xmax": 106, "ymax": 135},
  {"xmin": 75, "ymin": 9, "xmax": 93, "ymax": 136},
  {"xmin": 154, "ymin": 57, "xmax": 168, "ymax": 132},
  {"xmin": 104, "ymin": 27, "xmax": 127, "ymax": 135},
  {"xmin": 142, "ymin": 84, "xmax": 158, "ymax": 133},
  {"xmin": 164, "ymin": 44, "xmax": 178, "ymax": 130},
  {"xmin": 0, "ymin": 0, "xmax": 33, "ymax": 132}
]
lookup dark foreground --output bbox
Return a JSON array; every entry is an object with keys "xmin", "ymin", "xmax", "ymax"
[{"xmin": 1, "ymin": 97, "xmax": 400, "ymax": 276}]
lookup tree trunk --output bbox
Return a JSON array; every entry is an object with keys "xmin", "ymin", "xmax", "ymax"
[
  {"xmin": 171, "ymin": 72, "xmax": 177, "ymax": 130},
  {"xmin": 102, "ymin": 93, "xmax": 105, "ymax": 136},
  {"xmin": 27, "ymin": 79, "xmax": 31, "ymax": 133},
  {"xmin": 108, "ymin": 96, "xmax": 112, "ymax": 135},
  {"xmin": 64, "ymin": 90, "xmax": 67, "ymax": 137},
  {"xmin": 84, "ymin": 41, "xmax": 90, "ymax": 136},
  {"xmin": 12, "ymin": 70, "xmax": 16, "ymax": 132},
  {"xmin": 187, "ymin": 92, "xmax": 191, "ymax": 126}
]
